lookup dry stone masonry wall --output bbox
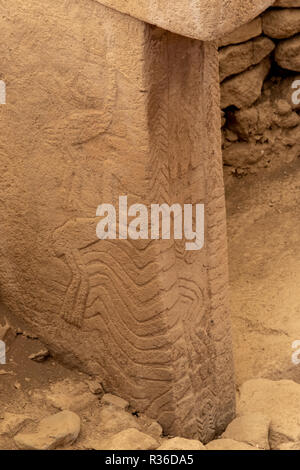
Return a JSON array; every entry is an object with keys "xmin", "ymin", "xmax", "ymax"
[{"xmin": 220, "ymin": 0, "xmax": 300, "ymax": 174}]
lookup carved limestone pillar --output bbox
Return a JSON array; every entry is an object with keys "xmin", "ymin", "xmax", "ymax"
[{"xmin": 0, "ymin": 0, "xmax": 274, "ymax": 441}]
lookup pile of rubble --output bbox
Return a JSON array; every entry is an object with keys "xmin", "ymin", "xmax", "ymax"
[
  {"xmin": 2, "ymin": 377, "xmax": 300, "ymax": 450},
  {"xmin": 220, "ymin": 0, "xmax": 300, "ymax": 174}
]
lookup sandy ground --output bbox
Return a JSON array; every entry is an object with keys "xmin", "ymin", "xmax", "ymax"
[{"xmin": 226, "ymin": 159, "xmax": 300, "ymax": 387}]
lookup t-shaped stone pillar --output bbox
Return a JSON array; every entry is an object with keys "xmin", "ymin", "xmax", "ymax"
[{"xmin": 0, "ymin": 0, "xmax": 274, "ymax": 441}]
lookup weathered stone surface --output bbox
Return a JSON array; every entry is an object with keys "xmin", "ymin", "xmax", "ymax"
[
  {"xmin": 223, "ymin": 142, "xmax": 266, "ymax": 167},
  {"xmin": 277, "ymin": 110, "xmax": 300, "ymax": 128},
  {"xmin": 0, "ymin": 0, "xmax": 236, "ymax": 442},
  {"xmin": 219, "ymin": 36, "xmax": 274, "ymax": 81},
  {"xmin": 96, "ymin": 1, "xmax": 275, "ymax": 42},
  {"xmin": 90, "ymin": 428, "xmax": 158, "ymax": 450},
  {"xmin": 238, "ymin": 379, "xmax": 300, "ymax": 449},
  {"xmin": 221, "ymin": 58, "xmax": 271, "ymax": 109},
  {"xmin": 86, "ymin": 379, "xmax": 103, "ymax": 395},
  {"xmin": 275, "ymin": 99, "xmax": 293, "ymax": 116},
  {"xmin": 227, "ymin": 107, "xmax": 262, "ymax": 139},
  {"xmin": 158, "ymin": 437, "xmax": 206, "ymax": 450},
  {"xmin": 206, "ymin": 438, "xmax": 258, "ymax": 450},
  {"xmin": 262, "ymin": 8, "xmax": 300, "ymax": 38},
  {"xmin": 144, "ymin": 421, "xmax": 163, "ymax": 440},
  {"xmin": 222, "ymin": 413, "xmax": 270, "ymax": 449},
  {"xmin": 218, "ymin": 18, "xmax": 262, "ymax": 48},
  {"xmin": 278, "ymin": 441, "xmax": 300, "ymax": 450},
  {"xmin": 35, "ymin": 380, "xmax": 98, "ymax": 412},
  {"xmin": 276, "ymin": 35, "xmax": 300, "ymax": 71},
  {"xmin": 227, "ymin": 97, "xmax": 300, "ymax": 142},
  {"xmin": 101, "ymin": 393, "xmax": 129, "ymax": 410},
  {"xmin": 98, "ymin": 406, "xmax": 141, "ymax": 435},
  {"xmin": 274, "ymin": 0, "xmax": 300, "ymax": 6},
  {"xmin": 29, "ymin": 349, "xmax": 50, "ymax": 362},
  {"xmin": 14, "ymin": 411, "xmax": 80, "ymax": 450},
  {"xmin": 0, "ymin": 412, "xmax": 32, "ymax": 437}
]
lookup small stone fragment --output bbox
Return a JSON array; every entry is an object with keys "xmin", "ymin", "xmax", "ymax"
[
  {"xmin": 145, "ymin": 421, "xmax": 163, "ymax": 440},
  {"xmin": 221, "ymin": 58, "xmax": 271, "ymax": 109},
  {"xmin": 98, "ymin": 406, "xmax": 140, "ymax": 435},
  {"xmin": 29, "ymin": 349, "xmax": 50, "ymax": 362},
  {"xmin": 0, "ymin": 370, "xmax": 14, "ymax": 376},
  {"xmin": 90, "ymin": 428, "xmax": 158, "ymax": 450},
  {"xmin": 14, "ymin": 410, "xmax": 80, "ymax": 450},
  {"xmin": 101, "ymin": 393, "xmax": 129, "ymax": 410},
  {"xmin": 158, "ymin": 437, "xmax": 206, "ymax": 450},
  {"xmin": 86, "ymin": 380, "xmax": 103, "ymax": 395},
  {"xmin": 275, "ymin": 35, "xmax": 300, "ymax": 72},
  {"xmin": 218, "ymin": 17, "xmax": 262, "ymax": 48},
  {"xmin": 0, "ymin": 412, "xmax": 32, "ymax": 437},
  {"xmin": 222, "ymin": 413, "xmax": 271, "ymax": 449},
  {"xmin": 275, "ymin": 1, "xmax": 300, "ymax": 6},
  {"xmin": 219, "ymin": 36, "xmax": 274, "ymax": 82},
  {"xmin": 41, "ymin": 379, "xmax": 98, "ymax": 412},
  {"xmin": 206, "ymin": 438, "xmax": 258, "ymax": 450}
]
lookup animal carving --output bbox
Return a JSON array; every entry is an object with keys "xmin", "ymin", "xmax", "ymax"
[{"xmin": 42, "ymin": 65, "xmax": 116, "ymax": 209}]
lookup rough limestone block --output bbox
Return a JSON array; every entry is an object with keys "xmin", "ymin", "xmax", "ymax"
[
  {"xmin": 0, "ymin": 413, "xmax": 32, "ymax": 438},
  {"xmin": 101, "ymin": 393, "xmax": 129, "ymax": 410},
  {"xmin": 219, "ymin": 36, "xmax": 274, "ymax": 81},
  {"xmin": 221, "ymin": 58, "xmax": 271, "ymax": 109},
  {"xmin": 278, "ymin": 442, "xmax": 300, "ymax": 450},
  {"xmin": 238, "ymin": 379, "xmax": 300, "ymax": 449},
  {"xmin": 14, "ymin": 411, "xmax": 80, "ymax": 450},
  {"xmin": 262, "ymin": 8, "xmax": 300, "ymax": 38},
  {"xmin": 158, "ymin": 437, "xmax": 206, "ymax": 450},
  {"xmin": 89, "ymin": 428, "xmax": 159, "ymax": 450},
  {"xmin": 222, "ymin": 142, "xmax": 266, "ymax": 167},
  {"xmin": 218, "ymin": 18, "xmax": 262, "ymax": 48},
  {"xmin": 96, "ymin": 0, "xmax": 275, "ymax": 41},
  {"xmin": 39, "ymin": 379, "xmax": 98, "ymax": 412},
  {"xmin": 274, "ymin": 0, "xmax": 300, "ymax": 6},
  {"xmin": 206, "ymin": 438, "xmax": 258, "ymax": 450},
  {"xmin": 275, "ymin": 35, "xmax": 300, "ymax": 71},
  {"xmin": 222, "ymin": 413, "xmax": 271, "ymax": 449}
]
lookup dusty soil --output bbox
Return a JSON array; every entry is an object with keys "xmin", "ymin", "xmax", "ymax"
[
  {"xmin": 226, "ymin": 158, "xmax": 300, "ymax": 387},
  {"xmin": 0, "ymin": 307, "xmax": 163, "ymax": 450},
  {"xmin": 0, "ymin": 320, "xmax": 94, "ymax": 449}
]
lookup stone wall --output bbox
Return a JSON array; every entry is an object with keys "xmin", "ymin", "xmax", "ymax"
[{"xmin": 220, "ymin": 0, "xmax": 300, "ymax": 175}]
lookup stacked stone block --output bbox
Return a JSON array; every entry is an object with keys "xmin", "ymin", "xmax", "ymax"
[{"xmin": 220, "ymin": 0, "xmax": 300, "ymax": 172}]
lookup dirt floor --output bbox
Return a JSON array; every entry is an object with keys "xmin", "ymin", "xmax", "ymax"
[
  {"xmin": 225, "ymin": 158, "xmax": 300, "ymax": 387},
  {"xmin": 0, "ymin": 324, "xmax": 163, "ymax": 450}
]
